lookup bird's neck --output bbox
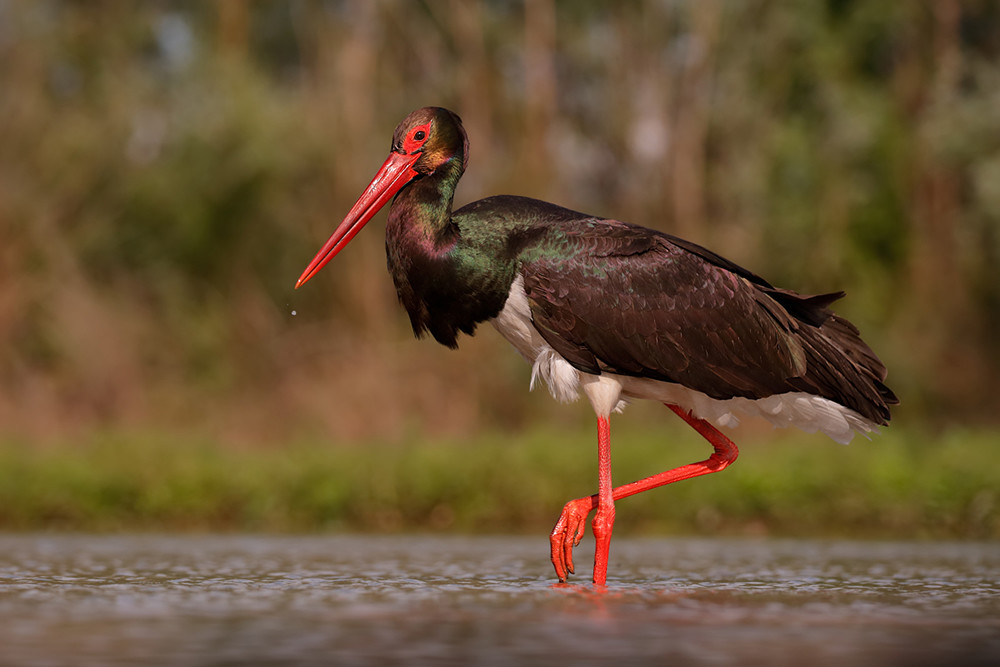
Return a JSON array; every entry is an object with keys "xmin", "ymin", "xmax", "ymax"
[
  {"xmin": 385, "ymin": 154, "xmax": 513, "ymax": 348},
  {"xmin": 386, "ymin": 157, "xmax": 463, "ymax": 254}
]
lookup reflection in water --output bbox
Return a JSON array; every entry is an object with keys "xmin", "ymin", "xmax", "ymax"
[{"xmin": 0, "ymin": 535, "xmax": 997, "ymax": 665}]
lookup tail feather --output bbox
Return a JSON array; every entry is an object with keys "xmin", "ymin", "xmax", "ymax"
[
  {"xmin": 764, "ymin": 288, "xmax": 898, "ymax": 425},
  {"xmin": 821, "ymin": 314, "xmax": 892, "ymax": 384},
  {"xmin": 797, "ymin": 312, "xmax": 898, "ymax": 425}
]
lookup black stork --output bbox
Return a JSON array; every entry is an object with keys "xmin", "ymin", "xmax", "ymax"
[{"xmin": 296, "ymin": 107, "xmax": 897, "ymax": 586}]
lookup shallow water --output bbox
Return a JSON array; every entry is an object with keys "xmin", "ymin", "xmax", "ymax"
[{"xmin": 0, "ymin": 535, "xmax": 997, "ymax": 666}]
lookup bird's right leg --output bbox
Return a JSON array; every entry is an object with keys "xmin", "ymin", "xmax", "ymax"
[{"xmin": 549, "ymin": 403, "xmax": 739, "ymax": 583}]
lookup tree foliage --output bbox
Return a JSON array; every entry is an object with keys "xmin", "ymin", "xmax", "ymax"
[{"xmin": 1, "ymin": 0, "xmax": 997, "ymax": 441}]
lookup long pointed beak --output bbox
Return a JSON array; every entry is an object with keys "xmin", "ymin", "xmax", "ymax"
[{"xmin": 295, "ymin": 150, "xmax": 421, "ymax": 289}]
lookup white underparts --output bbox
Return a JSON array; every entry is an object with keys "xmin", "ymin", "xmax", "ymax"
[{"xmin": 490, "ymin": 276, "xmax": 880, "ymax": 445}]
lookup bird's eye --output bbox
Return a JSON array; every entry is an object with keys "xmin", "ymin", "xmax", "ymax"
[{"xmin": 402, "ymin": 123, "xmax": 431, "ymax": 153}]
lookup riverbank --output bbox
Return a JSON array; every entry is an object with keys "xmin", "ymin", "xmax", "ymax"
[{"xmin": 1, "ymin": 424, "xmax": 995, "ymax": 538}]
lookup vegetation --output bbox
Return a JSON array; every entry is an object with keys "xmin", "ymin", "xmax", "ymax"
[
  {"xmin": 1, "ymin": 424, "xmax": 996, "ymax": 539},
  {"xmin": 0, "ymin": 3, "xmax": 998, "ymax": 535}
]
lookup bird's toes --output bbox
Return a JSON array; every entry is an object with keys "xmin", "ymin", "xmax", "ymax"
[
  {"xmin": 550, "ymin": 521, "xmax": 572, "ymax": 580},
  {"xmin": 549, "ymin": 497, "xmax": 595, "ymax": 581}
]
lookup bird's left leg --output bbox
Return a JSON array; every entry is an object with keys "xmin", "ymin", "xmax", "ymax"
[{"xmin": 550, "ymin": 415, "xmax": 614, "ymax": 585}]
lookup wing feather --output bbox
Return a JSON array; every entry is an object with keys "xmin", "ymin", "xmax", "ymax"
[{"xmin": 518, "ymin": 219, "xmax": 894, "ymax": 423}]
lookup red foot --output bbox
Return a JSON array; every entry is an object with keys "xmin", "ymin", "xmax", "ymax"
[{"xmin": 549, "ymin": 496, "xmax": 595, "ymax": 582}]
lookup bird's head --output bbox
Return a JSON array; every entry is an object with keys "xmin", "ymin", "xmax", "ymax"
[
  {"xmin": 296, "ymin": 107, "xmax": 467, "ymax": 288},
  {"xmin": 392, "ymin": 106, "xmax": 469, "ymax": 178}
]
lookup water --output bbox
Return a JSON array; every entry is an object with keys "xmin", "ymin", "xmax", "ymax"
[{"xmin": 0, "ymin": 535, "xmax": 997, "ymax": 666}]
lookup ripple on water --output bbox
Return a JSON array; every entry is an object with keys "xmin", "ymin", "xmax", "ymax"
[{"xmin": 0, "ymin": 535, "xmax": 997, "ymax": 665}]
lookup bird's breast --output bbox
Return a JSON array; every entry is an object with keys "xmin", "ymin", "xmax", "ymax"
[{"xmin": 385, "ymin": 228, "xmax": 512, "ymax": 347}]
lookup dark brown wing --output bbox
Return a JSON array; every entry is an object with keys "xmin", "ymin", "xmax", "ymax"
[{"xmin": 519, "ymin": 219, "xmax": 895, "ymax": 424}]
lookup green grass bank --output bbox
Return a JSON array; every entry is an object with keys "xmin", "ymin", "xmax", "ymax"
[{"xmin": 0, "ymin": 424, "xmax": 996, "ymax": 539}]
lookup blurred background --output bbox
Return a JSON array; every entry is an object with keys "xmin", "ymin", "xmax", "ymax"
[{"xmin": 0, "ymin": 1, "xmax": 997, "ymax": 536}]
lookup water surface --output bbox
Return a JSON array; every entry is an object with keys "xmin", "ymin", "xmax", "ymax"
[{"xmin": 1, "ymin": 535, "xmax": 997, "ymax": 665}]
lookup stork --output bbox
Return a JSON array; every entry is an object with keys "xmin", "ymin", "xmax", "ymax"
[{"xmin": 296, "ymin": 107, "xmax": 897, "ymax": 585}]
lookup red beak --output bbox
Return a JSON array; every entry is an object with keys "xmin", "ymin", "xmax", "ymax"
[{"xmin": 295, "ymin": 150, "xmax": 421, "ymax": 289}]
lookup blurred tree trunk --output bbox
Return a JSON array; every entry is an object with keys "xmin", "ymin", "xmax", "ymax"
[
  {"xmin": 911, "ymin": 0, "xmax": 962, "ymax": 314},
  {"xmin": 670, "ymin": 0, "xmax": 720, "ymax": 241},
  {"xmin": 298, "ymin": 1, "xmax": 395, "ymax": 340},
  {"xmin": 902, "ymin": 0, "xmax": 987, "ymax": 411},
  {"xmin": 447, "ymin": 0, "xmax": 495, "ymax": 196},
  {"xmin": 217, "ymin": 0, "xmax": 249, "ymax": 58},
  {"xmin": 522, "ymin": 0, "xmax": 557, "ymax": 194}
]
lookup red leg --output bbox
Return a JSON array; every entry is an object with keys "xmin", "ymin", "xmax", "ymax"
[
  {"xmin": 550, "ymin": 415, "xmax": 614, "ymax": 585},
  {"xmin": 549, "ymin": 403, "xmax": 739, "ymax": 584},
  {"xmin": 590, "ymin": 416, "xmax": 614, "ymax": 585}
]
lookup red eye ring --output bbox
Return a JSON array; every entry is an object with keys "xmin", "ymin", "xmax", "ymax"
[{"xmin": 402, "ymin": 122, "xmax": 431, "ymax": 153}]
